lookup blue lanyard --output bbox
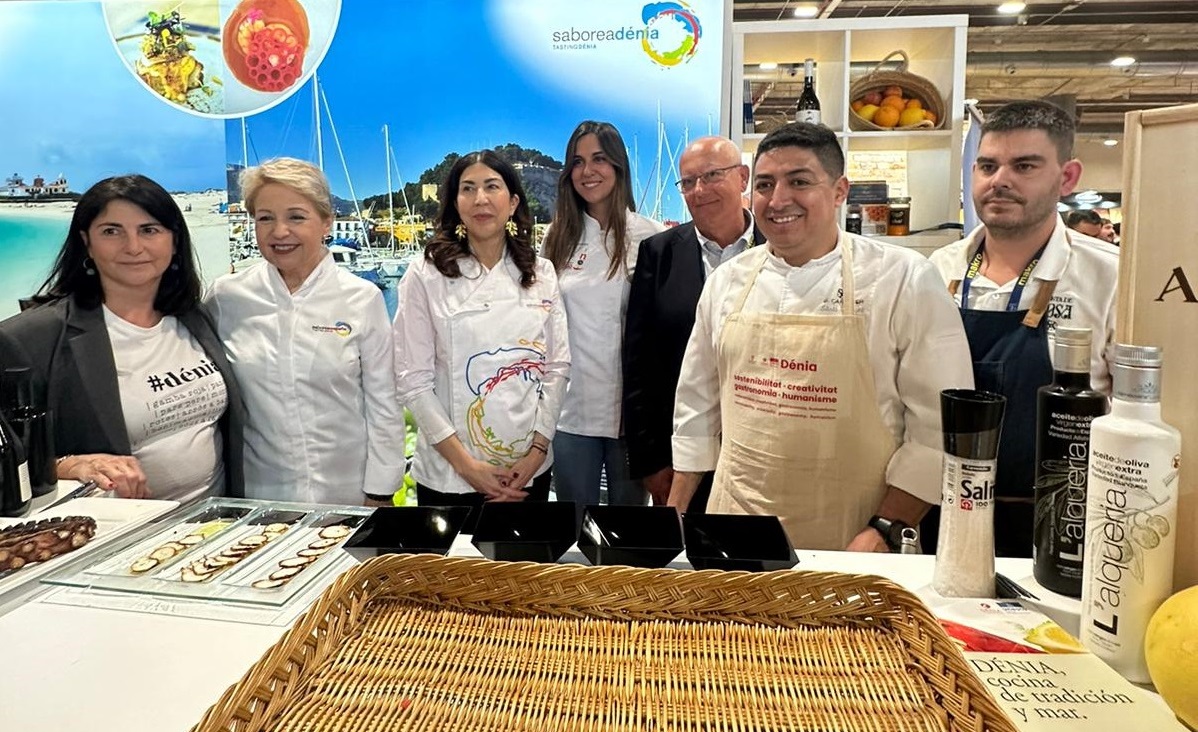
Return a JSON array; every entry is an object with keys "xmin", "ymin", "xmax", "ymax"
[{"xmin": 960, "ymin": 241, "xmax": 1048, "ymax": 312}]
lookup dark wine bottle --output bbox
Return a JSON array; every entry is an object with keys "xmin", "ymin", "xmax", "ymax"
[
  {"xmin": 794, "ymin": 58, "xmax": 821, "ymax": 125},
  {"xmin": 1, "ymin": 367, "xmax": 55, "ymax": 497},
  {"xmin": 0, "ymin": 408, "xmax": 32, "ymax": 517},
  {"xmin": 1033, "ymin": 327, "xmax": 1109, "ymax": 597}
]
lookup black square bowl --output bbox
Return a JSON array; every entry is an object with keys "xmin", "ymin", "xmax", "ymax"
[
  {"xmin": 578, "ymin": 505, "xmax": 684, "ymax": 568},
  {"xmin": 682, "ymin": 513, "xmax": 799, "ymax": 572},
  {"xmin": 471, "ymin": 501, "xmax": 577, "ymax": 563},
  {"xmin": 342, "ymin": 506, "xmax": 472, "ymax": 560}
]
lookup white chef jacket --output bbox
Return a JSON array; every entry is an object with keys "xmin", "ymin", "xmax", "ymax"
[
  {"xmin": 554, "ymin": 210, "xmax": 665, "ymax": 437},
  {"xmin": 205, "ymin": 254, "xmax": 406, "ymax": 505},
  {"xmin": 394, "ymin": 252, "xmax": 570, "ymax": 494},
  {"xmin": 673, "ymin": 233, "xmax": 974, "ymax": 505},
  {"xmin": 928, "ymin": 217, "xmax": 1119, "ymax": 394}
]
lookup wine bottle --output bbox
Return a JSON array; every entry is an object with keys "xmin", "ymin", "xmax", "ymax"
[
  {"xmin": 1080, "ymin": 344, "xmax": 1181, "ymax": 683},
  {"xmin": 794, "ymin": 58, "xmax": 821, "ymax": 125},
  {"xmin": 743, "ymin": 79, "xmax": 755, "ymax": 134},
  {"xmin": 1032, "ymin": 327, "xmax": 1109, "ymax": 597},
  {"xmin": 0, "ymin": 408, "xmax": 32, "ymax": 517},
  {"xmin": 1, "ymin": 366, "xmax": 56, "ymax": 497}
]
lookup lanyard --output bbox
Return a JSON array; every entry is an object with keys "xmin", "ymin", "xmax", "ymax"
[{"xmin": 960, "ymin": 240, "xmax": 1048, "ymax": 312}]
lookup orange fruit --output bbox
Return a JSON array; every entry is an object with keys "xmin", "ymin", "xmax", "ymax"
[
  {"xmin": 923, "ymin": 109, "xmax": 938, "ymax": 125},
  {"xmin": 851, "ymin": 100, "xmax": 865, "ymax": 112},
  {"xmin": 898, "ymin": 108, "xmax": 926, "ymax": 127},
  {"xmin": 856, "ymin": 104, "xmax": 881, "ymax": 122},
  {"xmin": 883, "ymin": 85, "xmax": 903, "ymax": 97},
  {"xmin": 873, "ymin": 106, "xmax": 901, "ymax": 128},
  {"xmin": 905, "ymin": 98, "xmax": 923, "ymax": 110},
  {"xmin": 881, "ymin": 95, "xmax": 906, "ymax": 110}
]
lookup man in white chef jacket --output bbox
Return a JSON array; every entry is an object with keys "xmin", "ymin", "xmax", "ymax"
[
  {"xmin": 668, "ymin": 123, "xmax": 974, "ymax": 552},
  {"xmin": 927, "ymin": 99, "xmax": 1118, "ymax": 557}
]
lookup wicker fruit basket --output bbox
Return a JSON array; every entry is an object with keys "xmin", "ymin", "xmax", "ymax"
[
  {"xmin": 850, "ymin": 50, "xmax": 947, "ymax": 131},
  {"xmin": 192, "ymin": 554, "xmax": 1017, "ymax": 732}
]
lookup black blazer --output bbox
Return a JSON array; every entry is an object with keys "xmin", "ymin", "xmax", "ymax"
[
  {"xmin": 622, "ymin": 220, "xmax": 765, "ymax": 478},
  {"xmin": 0, "ymin": 297, "xmax": 245, "ymax": 497}
]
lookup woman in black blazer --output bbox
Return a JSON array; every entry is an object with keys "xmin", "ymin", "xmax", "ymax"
[{"xmin": 0, "ymin": 175, "xmax": 244, "ymax": 502}]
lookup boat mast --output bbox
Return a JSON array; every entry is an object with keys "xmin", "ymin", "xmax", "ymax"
[
  {"xmin": 313, "ymin": 75, "xmax": 325, "ymax": 171},
  {"xmin": 384, "ymin": 124, "xmax": 395, "ymax": 255}
]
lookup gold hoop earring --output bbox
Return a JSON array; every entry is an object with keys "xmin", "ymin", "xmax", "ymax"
[
  {"xmin": 505, "ymin": 218, "xmax": 518, "ymax": 237},
  {"xmin": 454, "ymin": 223, "xmax": 467, "ymax": 240}
]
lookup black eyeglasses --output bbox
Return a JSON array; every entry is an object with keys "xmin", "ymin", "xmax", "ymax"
[{"xmin": 675, "ymin": 164, "xmax": 741, "ymax": 193}]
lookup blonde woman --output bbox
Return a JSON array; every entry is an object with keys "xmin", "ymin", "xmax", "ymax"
[{"xmin": 205, "ymin": 157, "xmax": 405, "ymax": 506}]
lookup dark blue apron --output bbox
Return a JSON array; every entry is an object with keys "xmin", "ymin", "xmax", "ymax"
[{"xmin": 922, "ymin": 243, "xmax": 1056, "ymax": 557}]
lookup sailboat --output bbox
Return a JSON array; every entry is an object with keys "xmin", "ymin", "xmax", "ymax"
[{"xmin": 226, "ymin": 75, "xmax": 415, "ymax": 309}]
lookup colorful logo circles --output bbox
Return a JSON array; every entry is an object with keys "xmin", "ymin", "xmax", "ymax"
[{"xmin": 641, "ymin": 2, "xmax": 702, "ymax": 68}]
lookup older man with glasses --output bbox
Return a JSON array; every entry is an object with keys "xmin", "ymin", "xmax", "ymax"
[
  {"xmin": 668, "ymin": 123, "xmax": 973, "ymax": 553},
  {"xmin": 622, "ymin": 136, "xmax": 765, "ymax": 510}
]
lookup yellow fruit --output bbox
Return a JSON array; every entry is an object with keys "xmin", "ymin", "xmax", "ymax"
[
  {"xmin": 873, "ymin": 106, "xmax": 901, "ymax": 128},
  {"xmin": 898, "ymin": 108, "xmax": 927, "ymax": 127},
  {"xmin": 881, "ymin": 95, "xmax": 906, "ymax": 110},
  {"xmin": 857, "ymin": 104, "xmax": 880, "ymax": 122},
  {"xmin": 905, "ymin": 98, "xmax": 923, "ymax": 110},
  {"xmin": 1146, "ymin": 586, "xmax": 1198, "ymax": 730},
  {"xmin": 1023, "ymin": 621, "xmax": 1086, "ymax": 654}
]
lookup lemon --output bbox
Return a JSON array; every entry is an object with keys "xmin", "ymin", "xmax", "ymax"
[
  {"xmin": 898, "ymin": 108, "xmax": 927, "ymax": 127},
  {"xmin": 1024, "ymin": 620, "xmax": 1086, "ymax": 653},
  {"xmin": 1146, "ymin": 586, "xmax": 1198, "ymax": 730},
  {"xmin": 857, "ymin": 104, "xmax": 880, "ymax": 122}
]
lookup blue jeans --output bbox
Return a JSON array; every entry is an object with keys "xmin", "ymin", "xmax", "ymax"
[{"xmin": 552, "ymin": 431, "xmax": 645, "ymax": 525}]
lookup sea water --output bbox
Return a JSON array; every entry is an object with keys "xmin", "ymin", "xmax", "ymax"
[{"xmin": 0, "ymin": 212, "xmax": 68, "ymax": 319}]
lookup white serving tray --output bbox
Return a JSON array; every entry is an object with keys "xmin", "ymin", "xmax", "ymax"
[{"xmin": 0, "ymin": 497, "xmax": 180, "ymax": 598}]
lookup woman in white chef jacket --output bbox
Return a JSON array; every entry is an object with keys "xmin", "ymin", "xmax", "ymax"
[
  {"xmin": 205, "ymin": 158, "xmax": 406, "ymax": 506},
  {"xmin": 541, "ymin": 121, "xmax": 666, "ymax": 522},
  {"xmin": 394, "ymin": 150, "xmax": 569, "ymax": 527}
]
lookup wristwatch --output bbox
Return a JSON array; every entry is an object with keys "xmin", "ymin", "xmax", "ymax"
[{"xmin": 867, "ymin": 515, "xmax": 911, "ymax": 552}]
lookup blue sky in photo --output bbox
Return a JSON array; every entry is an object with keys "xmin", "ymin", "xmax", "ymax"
[
  {"xmin": 229, "ymin": 0, "xmax": 725, "ymax": 221},
  {"xmin": 0, "ymin": 2, "xmax": 226, "ymax": 192}
]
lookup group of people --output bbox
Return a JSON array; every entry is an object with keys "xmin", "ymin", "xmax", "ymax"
[
  {"xmin": 0, "ymin": 99, "xmax": 1119, "ymax": 557},
  {"xmin": 1064, "ymin": 208, "xmax": 1118, "ymax": 244}
]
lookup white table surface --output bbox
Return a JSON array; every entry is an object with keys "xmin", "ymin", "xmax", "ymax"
[{"xmin": 0, "ymin": 507, "xmax": 1148, "ymax": 732}]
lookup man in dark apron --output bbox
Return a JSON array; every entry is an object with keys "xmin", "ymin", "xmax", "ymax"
[{"xmin": 926, "ymin": 100, "xmax": 1119, "ymax": 557}]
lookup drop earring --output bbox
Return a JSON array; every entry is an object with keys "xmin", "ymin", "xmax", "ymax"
[
  {"xmin": 505, "ymin": 218, "xmax": 518, "ymax": 237},
  {"xmin": 454, "ymin": 223, "xmax": 468, "ymax": 240},
  {"xmin": 169, "ymin": 253, "xmax": 180, "ymax": 271},
  {"xmin": 83, "ymin": 257, "xmax": 96, "ymax": 275}
]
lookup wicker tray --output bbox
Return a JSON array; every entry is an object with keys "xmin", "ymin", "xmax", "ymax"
[{"xmin": 192, "ymin": 554, "xmax": 1017, "ymax": 732}]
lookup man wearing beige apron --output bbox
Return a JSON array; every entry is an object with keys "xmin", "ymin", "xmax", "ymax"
[{"xmin": 669, "ymin": 123, "xmax": 974, "ymax": 552}]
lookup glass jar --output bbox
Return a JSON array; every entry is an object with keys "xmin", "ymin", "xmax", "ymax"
[
  {"xmin": 887, "ymin": 197, "xmax": 911, "ymax": 236},
  {"xmin": 845, "ymin": 204, "xmax": 862, "ymax": 234}
]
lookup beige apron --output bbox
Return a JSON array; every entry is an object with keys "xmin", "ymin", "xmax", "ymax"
[{"xmin": 708, "ymin": 234, "xmax": 898, "ymax": 550}]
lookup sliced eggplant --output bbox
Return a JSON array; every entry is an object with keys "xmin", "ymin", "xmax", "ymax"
[
  {"xmin": 269, "ymin": 566, "xmax": 304, "ymax": 580},
  {"xmin": 252, "ymin": 578, "xmax": 288, "ymax": 590},
  {"xmin": 279, "ymin": 556, "xmax": 316, "ymax": 568},
  {"xmin": 129, "ymin": 557, "xmax": 159, "ymax": 574},
  {"xmin": 318, "ymin": 525, "xmax": 352, "ymax": 540}
]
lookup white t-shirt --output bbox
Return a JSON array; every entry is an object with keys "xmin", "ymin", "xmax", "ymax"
[
  {"xmin": 672, "ymin": 233, "xmax": 975, "ymax": 505},
  {"xmin": 928, "ymin": 217, "xmax": 1119, "ymax": 394},
  {"xmin": 553, "ymin": 210, "xmax": 665, "ymax": 438},
  {"xmin": 105, "ymin": 307, "xmax": 227, "ymax": 504}
]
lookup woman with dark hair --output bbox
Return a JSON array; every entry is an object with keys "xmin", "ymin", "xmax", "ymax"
[
  {"xmin": 394, "ymin": 150, "xmax": 569, "ymax": 522},
  {"xmin": 540, "ymin": 121, "xmax": 664, "ymax": 522},
  {"xmin": 0, "ymin": 174, "xmax": 244, "ymax": 502},
  {"xmin": 205, "ymin": 157, "xmax": 405, "ymax": 506}
]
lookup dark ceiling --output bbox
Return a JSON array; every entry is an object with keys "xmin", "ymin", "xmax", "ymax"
[{"xmin": 731, "ymin": 0, "xmax": 1198, "ymax": 135}]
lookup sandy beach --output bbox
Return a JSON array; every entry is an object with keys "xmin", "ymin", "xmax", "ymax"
[{"xmin": 0, "ymin": 191, "xmax": 232, "ymax": 319}]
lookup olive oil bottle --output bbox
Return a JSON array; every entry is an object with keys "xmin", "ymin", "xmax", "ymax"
[{"xmin": 1033, "ymin": 328, "xmax": 1108, "ymax": 597}]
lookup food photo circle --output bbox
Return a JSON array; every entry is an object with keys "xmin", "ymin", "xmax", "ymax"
[{"xmin": 102, "ymin": 0, "xmax": 341, "ymax": 118}]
